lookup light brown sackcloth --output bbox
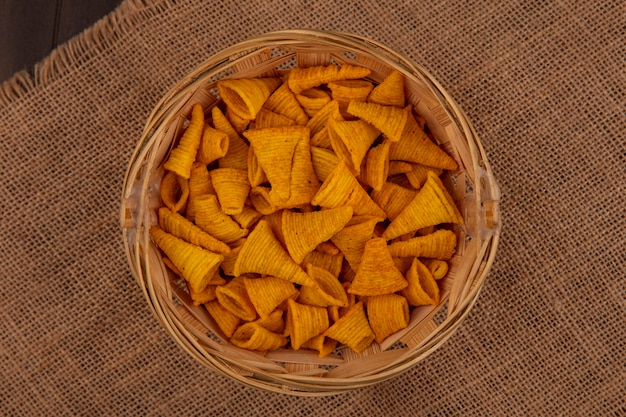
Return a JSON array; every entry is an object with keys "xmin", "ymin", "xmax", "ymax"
[{"xmin": 1, "ymin": 0, "xmax": 624, "ymax": 415}]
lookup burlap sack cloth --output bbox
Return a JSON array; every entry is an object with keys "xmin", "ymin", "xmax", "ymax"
[{"xmin": 1, "ymin": 0, "xmax": 624, "ymax": 415}]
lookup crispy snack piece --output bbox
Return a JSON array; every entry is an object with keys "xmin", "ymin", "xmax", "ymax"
[
  {"xmin": 370, "ymin": 182, "xmax": 416, "ymax": 221},
  {"xmin": 158, "ymin": 207, "xmax": 231, "ymax": 255},
  {"xmin": 367, "ymin": 294, "xmax": 410, "ymax": 344},
  {"xmin": 330, "ymin": 215, "xmax": 383, "ymax": 273},
  {"xmin": 217, "ymin": 77, "xmax": 282, "ymax": 120},
  {"xmin": 194, "ymin": 194, "xmax": 249, "ymax": 243},
  {"xmin": 297, "ymin": 264, "xmax": 349, "ymax": 308},
  {"xmin": 163, "ymin": 103, "xmax": 204, "ymax": 179},
  {"xmin": 216, "ymin": 276, "xmax": 258, "ymax": 321},
  {"xmin": 210, "ymin": 168, "xmax": 250, "ymax": 215},
  {"xmin": 244, "ymin": 126, "xmax": 319, "ymax": 206},
  {"xmin": 388, "ymin": 161, "xmax": 413, "ymax": 176},
  {"xmin": 212, "ymin": 106, "xmax": 249, "ymax": 171},
  {"xmin": 243, "ymin": 275, "xmax": 299, "ymax": 319},
  {"xmin": 361, "ymin": 140, "xmax": 391, "ymax": 191},
  {"xmin": 219, "ymin": 239, "xmax": 245, "ymax": 277},
  {"xmin": 422, "ymin": 259, "xmax": 449, "ymax": 280},
  {"xmin": 188, "ymin": 282, "xmax": 220, "ymax": 306},
  {"xmin": 252, "ymin": 309, "xmax": 285, "ymax": 333},
  {"xmin": 328, "ymin": 79, "xmax": 374, "ymax": 117},
  {"xmin": 404, "ymin": 163, "xmax": 443, "ymax": 189},
  {"xmin": 328, "ymin": 118, "xmax": 380, "ymax": 175},
  {"xmin": 310, "ymin": 146, "xmax": 339, "ymax": 183},
  {"xmin": 349, "ymin": 237, "xmax": 408, "ymax": 296},
  {"xmin": 300, "ymin": 333, "xmax": 338, "ymax": 358},
  {"xmin": 197, "ymin": 126, "xmax": 229, "ymax": 165},
  {"xmin": 282, "ymin": 206, "xmax": 353, "ymax": 264},
  {"xmin": 204, "ymin": 300, "xmax": 241, "ymax": 338},
  {"xmin": 367, "ymin": 70, "xmax": 405, "ymax": 107},
  {"xmin": 246, "ymin": 146, "xmax": 268, "ymax": 187},
  {"xmin": 186, "ymin": 162, "xmax": 214, "ymax": 221},
  {"xmin": 383, "ymin": 171, "xmax": 464, "ymax": 240},
  {"xmin": 262, "ymin": 82, "xmax": 309, "ymax": 125},
  {"xmin": 388, "ymin": 229, "xmax": 457, "ymax": 260},
  {"xmin": 253, "ymin": 108, "xmax": 297, "ymax": 129},
  {"xmin": 233, "ymin": 219, "xmax": 315, "ymax": 287},
  {"xmin": 346, "ymin": 101, "xmax": 409, "ymax": 142},
  {"xmin": 301, "ymin": 250, "xmax": 344, "ymax": 278},
  {"xmin": 389, "ymin": 108, "xmax": 458, "ymax": 170},
  {"xmin": 288, "ymin": 64, "xmax": 371, "ymax": 94},
  {"xmin": 149, "ymin": 226, "xmax": 223, "ymax": 293},
  {"xmin": 225, "ymin": 106, "xmax": 251, "ymax": 133},
  {"xmin": 311, "ymin": 160, "xmax": 386, "ymax": 218},
  {"xmin": 402, "ymin": 258, "xmax": 440, "ymax": 306},
  {"xmin": 323, "ymin": 301, "xmax": 374, "ymax": 353},
  {"xmin": 160, "ymin": 171, "xmax": 189, "ymax": 213},
  {"xmin": 231, "ymin": 205, "xmax": 263, "ymax": 229},
  {"xmin": 230, "ymin": 322, "xmax": 288, "ymax": 351},
  {"xmin": 286, "ymin": 299, "xmax": 329, "ymax": 350},
  {"xmin": 307, "ymin": 100, "xmax": 343, "ymax": 149},
  {"xmin": 295, "ymin": 87, "xmax": 332, "ymax": 117}
]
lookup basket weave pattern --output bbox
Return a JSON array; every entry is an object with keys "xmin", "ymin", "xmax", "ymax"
[{"xmin": 121, "ymin": 30, "xmax": 500, "ymax": 395}]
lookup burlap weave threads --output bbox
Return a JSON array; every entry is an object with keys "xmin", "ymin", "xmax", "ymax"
[{"xmin": 0, "ymin": 0, "xmax": 624, "ymax": 416}]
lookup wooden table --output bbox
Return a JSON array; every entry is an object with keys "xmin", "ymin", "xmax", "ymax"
[{"xmin": 0, "ymin": 0, "xmax": 122, "ymax": 83}]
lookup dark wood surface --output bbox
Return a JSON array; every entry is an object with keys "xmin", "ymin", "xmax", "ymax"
[{"xmin": 1, "ymin": 0, "xmax": 123, "ymax": 84}]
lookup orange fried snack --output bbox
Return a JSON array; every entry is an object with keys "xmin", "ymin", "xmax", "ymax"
[
  {"xmin": 348, "ymin": 237, "xmax": 408, "ymax": 296},
  {"xmin": 197, "ymin": 125, "xmax": 229, "ymax": 165},
  {"xmin": 361, "ymin": 140, "xmax": 391, "ymax": 191},
  {"xmin": 163, "ymin": 103, "xmax": 205, "ymax": 179},
  {"xmin": 311, "ymin": 160, "xmax": 386, "ymax": 218},
  {"xmin": 158, "ymin": 207, "xmax": 231, "ymax": 255},
  {"xmin": 388, "ymin": 229, "xmax": 457, "ymax": 260},
  {"xmin": 323, "ymin": 302, "xmax": 374, "ymax": 353},
  {"xmin": 230, "ymin": 322, "xmax": 288, "ymax": 351},
  {"xmin": 370, "ymin": 181, "xmax": 416, "ymax": 221},
  {"xmin": 212, "ymin": 106, "xmax": 249, "ymax": 171},
  {"xmin": 216, "ymin": 276, "xmax": 258, "ymax": 321},
  {"xmin": 402, "ymin": 258, "xmax": 440, "ymax": 306},
  {"xmin": 282, "ymin": 206, "xmax": 353, "ymax": 264},
  {"xmin": 217, "ymin": 77, "xmax": 282, "ymax": 120},
  {"xmin": 194, "ymin": 194, "xmax": 249, "ymax": 243},
  {"xmin": 367, "ymin": 70, "xmax": 405, "ymax": 107},
  {"xmin": 330, "ymin": 215, "xmax": 383, "ymax": 273},
  {"xmin": 186, "ymin": 162, "xmax": 214, "ymax": 221},
  {"xmin": 149, "ymin": 226, "xmax": 223, "ymax": 294},
  {"xmin": 383, "ymin": 171, "xmax": 464, "ymax": 240},
  {"xmin": 286, "ymin": 298, "xmax": 329, "ymax": 350},
  {"xmin": 210, "ymin": 168, "xmax": 250, "ymax": 215},
  {"xmin": 389, "ymin": 108, "xmax": 458, "ymax": 170},
  {"xmin": 233, "ymin": 219, "xmax": 315, "ymax": 287},
  {"xmin": 243, "ymin": 275, "xmax": 299, "ymax": 319},
  {"xmin": 297, "ymin": 264, "xmax": 349, "ymax": 308},
  {"xmin": 262, "ymin": 82, "xmax": 309, "ymax": 125},
  {"xmin": 422, "ymin": 259, "xmax": 449, "ymax": 280},
  {"xmin": 366, "ymin": 294, "xmax": 409, "ymax": 344},
  {"xmin": 204, "ymin": 300, "xmax": 242, "ymax": 338},
  {"xmin": 160, "ymin": 171, "xmax": 189, "ymax": 213},
  {"xmin": 310, "ymin": 146, "xmax": 340, "ymax": 183},
  {"xmin": 328, "ymin": 118, "xmax": 380, "ymax": 175},
  {"xmin": 346, "ymin": 101, "xmax": 409, "ymax": 142},
  {"xmin": 288, "ymin": 64, "xmax": 371, "ymax": 94}
]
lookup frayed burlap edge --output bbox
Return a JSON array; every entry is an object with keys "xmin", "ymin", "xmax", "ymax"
[{"xmin": 0, "ymin": 0, "xmax": 175, "ymax": 107}]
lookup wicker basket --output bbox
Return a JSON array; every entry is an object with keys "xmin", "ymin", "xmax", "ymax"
[{"xmin": 120, "ymin": 29, "xmax": 501, "ymax": 395}]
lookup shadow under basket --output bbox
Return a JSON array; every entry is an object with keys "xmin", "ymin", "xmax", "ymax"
[{"xmin": 120, "ymin": 29, "xmax": 501, "ymax": 396}]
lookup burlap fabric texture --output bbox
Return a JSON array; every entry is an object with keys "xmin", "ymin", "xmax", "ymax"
[{"xmin": 1, "ymin": 0, "xmax": 624, "ymax": 415}]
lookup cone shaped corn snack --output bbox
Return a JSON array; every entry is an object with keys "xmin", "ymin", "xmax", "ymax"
[
  {"xmin": 286, "ymin": 298, "xmax": 329, "ymax": 350},
  {"xmin": 361, "ymin": 140, "xmax": 391, "ymax": 191},
  {"xmin": 330, "ymin": 215, "xmax": 383, "ymax": 273},
  {"xmin": 186, "ymin": 162, "xmax": 214, "ymax": 221},
  {"xmin": 388, "ymin": 229, "xmax": 457, "ymax": 260},
  {"xmin": 216, "ymin": 276, "xmax": 258, "ymax": 321},
  {"xmin": 212, "ymin": 106, "xmax": 249, "ymax": 171},
  {"xmin": 217, "ymin": 77, "xmax": 282, "ymax": 120},
  {"xmin": 328, "ymin": 118, "xmax": 380, "ymax": 175},
  {"xmin": 383, "ymin": 171, "xmax": 464, "ymax": 240},
  {"xmin": 346, "ymin": 101, "xmax": 409, "ymax": 142},
  {"xmin": 262, "ymin": 82, "xmax": 309, "ymax": 125},
  {"xmin": 370, "ymin": 181, "xmax": 416, "ymax": 221},
  {"xmin": 233, "ymin": 219, "xmax": 315, "ymax": 287},
  {"xmin": 422, "ymin": 258, "xmax": 449, "ymax": 280},
  {"xmin": 348, "ymin": 237, "xmax": 408, "ymax": 296},
  {"xmin": 402, "ymin": 258, "xmax": 440, "ymax": 306},
  {"xmin": 297, "ymin": 264, "xmax": 349, "ymax": 308},
  {"xmin": 282, "ymin": 206, "xmax": 353, "ymax": 264},
  {"xmin": 366, "ymin": 294, "xmax": 409, "ymax": 344},
  {"xmin": 323, "ymin": 302, "xmax": 374, "ymax": 353},
  {"xmin": 243, "ymin": 276, "xmax": 298, "ymax": 319},
  {"xmin": 194, "ymin": 194, "xmax": 249, "ymax": 243},
  {"xmin": 149, "ymin": 226, "xmax": 223, "ymax": 294},
  {"xmin": 160, "ymin": 171, "xmax": 189, "ymax": 213},
  {"xmin": 367, "ymin": 69, "xmax": 405, "ymax": 107},
  {"xmin": 204, "ymin": 300, "xmax": 242, "ymax": 339},
  {"xmin": 163, "ymin": 103, "xmax": 205, "ymax": 179},
  {"xmin": 310, "ymin": 146, "xmax": 340, "ymax": 183},
  {"xmin": 158, "ymin": 207, "xmax": 230, "ymax": 255},
  {"xmin": 295, "ymin": 87, "xmax": 331, "ymax": 117},
  {"xmin": 288, "ymin": 64, "xmax": 371, "ymax": 94},
  {"xmin": 230, "ymin": 322, "xmax": 288, "ymax": 351},
  {"xmin": 197, "ymin": 125, "xmax": 229, "ymax": 165},
  {"xmin": 210, "ymin": 168, "xmax": 250, "ymax": 215}
]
